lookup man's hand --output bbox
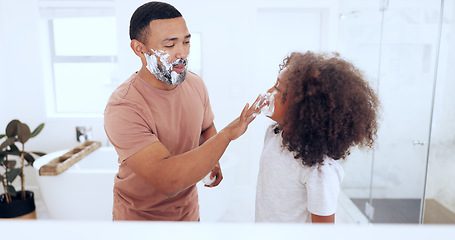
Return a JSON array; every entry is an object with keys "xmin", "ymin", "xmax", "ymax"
[
  {"xmin": 221, "ymin": 95, "xmax": 265, "ymax": 141},
  {"xmin": 204, "ymin": 162, "xmax": 222, "ymax": 187}
]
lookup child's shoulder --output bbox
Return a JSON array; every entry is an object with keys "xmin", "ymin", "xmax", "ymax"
[
  {"xmin": 307, "ymin": 157, "xmax": 344, "ymax": 181},
  {"xmin": 318, "ymin": 157, "xmax": 343, "ymax": 170}
]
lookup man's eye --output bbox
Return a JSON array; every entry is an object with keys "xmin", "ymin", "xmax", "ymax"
[{"xmin": 165, "ymin": 45, "xmax": 174, "ymax": 48}]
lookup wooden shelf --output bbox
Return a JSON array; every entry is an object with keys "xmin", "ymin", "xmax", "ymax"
[{"xmin": 38, "ymin": 141, "xmax": 102, "ymax": 176}]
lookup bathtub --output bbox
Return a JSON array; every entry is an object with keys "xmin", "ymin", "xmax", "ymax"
[{"xmin": 33, "ymin": 146, "xmax": 238, "ymax": 221}]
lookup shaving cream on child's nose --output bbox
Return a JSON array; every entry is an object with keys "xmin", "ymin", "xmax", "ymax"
[
  {"xmin": 252, "ymin": 91, "xmax": 276, "ymax": 117},
  {"xmin": 261, "ymin": 91, "xmax": 276, "ymax": 117}
]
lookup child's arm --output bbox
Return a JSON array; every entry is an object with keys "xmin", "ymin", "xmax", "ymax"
[{"xmin": 311, "ymin": 213, "xmax": 335, "ymax": 223}]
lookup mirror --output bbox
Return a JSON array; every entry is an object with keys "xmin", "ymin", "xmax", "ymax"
[{"xmin": 1, "ymin": 0, "xmax": 454, "ymax": 224}]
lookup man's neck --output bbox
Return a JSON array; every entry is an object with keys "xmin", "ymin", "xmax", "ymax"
[{"xmin": 137, "ymin": 67, "xmax": 177, "ymax": 91}]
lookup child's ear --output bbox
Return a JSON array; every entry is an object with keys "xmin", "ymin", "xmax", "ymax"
[{"xmin": 130, "ymin": 39, "xmax": 146, "ymax": 57}]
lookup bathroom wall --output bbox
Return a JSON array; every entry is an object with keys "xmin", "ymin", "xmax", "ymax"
[
  {"xmin": 0, "ymin": 0, "xmax": 79, "ymax": 151},
  {"xmin": 0, "ymin": 1, "xmax": 47, "ymax": 135},
  {"xmin": 0, "ymin": 0, "xmax": 5, "ymax": 111}
]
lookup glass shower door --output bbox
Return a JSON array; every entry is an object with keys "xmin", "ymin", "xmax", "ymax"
[
  {"xmin": 339, "ymin": 0, "xmax": 443, "ymax": 224},
  {"xmin": 423, "ymin": 0, "xmax": 455, "ymax": 224},
  {"xmin": 368, "ymin": 0, "xmax": 442, "ymax": 224}
]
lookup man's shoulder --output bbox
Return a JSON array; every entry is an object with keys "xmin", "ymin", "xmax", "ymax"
[
  {"xmin": 185, "ymin": 71, "xmax": 204, "ymax": 85},
  {"xmin": 107, "ymin": 73, "xmax": 147, "ymax": 106},
  {"xmin": 183, "ymin": 71, "xmax": 209, "ymax": 95}
]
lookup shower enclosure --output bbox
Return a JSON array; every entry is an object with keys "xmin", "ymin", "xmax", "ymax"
[{"xmin": 338, "ymin": 0, "xmax": 455, "ymax": 224}]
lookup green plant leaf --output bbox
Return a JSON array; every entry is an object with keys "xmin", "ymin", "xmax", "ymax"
[
  {"xmin": 5, "ymin": 120, "xmax": 20, "ymax": 138},
  {"xmin": 0, "ymin": 137, "xmax": 15, "ymax": 150},
  {"xmin": 5, "ymin": 160, "xmax": 17, "ymax": 169},
  {"xmin": 6, "ymin": 185, "xmax": 17, "ymax": 197},
  {"xmin": 32, "ymin": 151, "xmax": 46, "ymax": 157},
  {"xmin": 0, "ymin": 134, "xmax": 6, "ymax": 140},
  {"xmin": 17, "ymin": 123, "xmax": 31, "ymax": 144},
  {"xmin": 6, "ymin": 168, "xmax": 21, "ymax": 183},
  {"xmin": 7, "ymin": 144, "xmax": 20, "ymax": 155},
  {"xmin": 24, "ymin": 152, "xmax": 35, "ymax": 166},
  {"xmin": 30, "ymin": 123, "xmax": 45, "ymax": 138},
  {"xmin": 0, "ymin": 153, "xmax": 5, "ymax": 165}
]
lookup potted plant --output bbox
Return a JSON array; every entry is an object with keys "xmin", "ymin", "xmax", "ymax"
[{"xmin": 0, "ymin": 119, "xmax": 45, "ymax": 219}]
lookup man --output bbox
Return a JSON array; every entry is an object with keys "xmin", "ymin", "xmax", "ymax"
[{"xmin": 104, "ymin": 1, "xmax": 260, "ymax": 221}]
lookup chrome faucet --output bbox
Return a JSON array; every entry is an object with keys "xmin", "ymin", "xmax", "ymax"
[{"xmin": 76, "ymin": 126, "xmax": 92, "ymax": 142}]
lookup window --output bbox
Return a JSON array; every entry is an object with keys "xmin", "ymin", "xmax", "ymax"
[
  {"xmin": 48, "ymin": 17, "xmax": 118, "ymax": 115},
  {"xmin": 41, "ymin": 1, "xmax": 202, "ymax": 117}
]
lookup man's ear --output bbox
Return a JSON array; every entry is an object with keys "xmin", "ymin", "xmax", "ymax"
[{"xmin": 131, "ymin": 39, "xmax": 146, "ymax": 57}]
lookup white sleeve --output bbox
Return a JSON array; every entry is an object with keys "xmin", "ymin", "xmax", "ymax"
[{"xmin": 305, "ymin": 162, "xmax": 344, "ymax": 216}]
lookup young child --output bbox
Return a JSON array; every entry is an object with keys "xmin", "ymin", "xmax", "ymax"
[{"xmin": 255, "ymin": 51, "xmax": 380, "ymax": 223}]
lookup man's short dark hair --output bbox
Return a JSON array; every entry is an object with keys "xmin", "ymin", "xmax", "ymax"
[{"xmin": 129, "ymin": 1, "xmax": 182, "ymax": 43}]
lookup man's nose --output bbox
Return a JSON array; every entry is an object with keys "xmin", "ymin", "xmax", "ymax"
[{"xmin": 175, "ymin": 44, "xmax": 189, "ymax": 60}]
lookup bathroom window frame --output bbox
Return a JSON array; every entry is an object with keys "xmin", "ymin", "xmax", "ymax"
[
  {"xmin": 46, "ymin": 17, "xmax": 118, "ymax": 117},
  {"xmin": 40, "ymin": 0, "xmax": 118, "ymax": 118}
]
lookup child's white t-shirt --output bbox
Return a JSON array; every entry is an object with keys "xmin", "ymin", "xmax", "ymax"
[{"xmin": 255, "ymin": 126, "xmax": 344, "ymax": 223}]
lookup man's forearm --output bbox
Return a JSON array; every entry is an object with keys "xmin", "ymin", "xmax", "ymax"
[
  {"xmin": 158, "ymin": 129, "xmax": 232, "ymax": 196},
  {"xmin": 199, "ymin": 123, "xmax": 217, "ymax": 145}
]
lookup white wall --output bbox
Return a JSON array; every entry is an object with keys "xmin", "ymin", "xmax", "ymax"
[
  {"xmin": 0, "ymin": 0, "xmax": 101, "ymax": 154},
  {"xmin": 0, "ymin": 0, "xmax": 5, "ymax": 118},
  {"xmin": 0, "ymin": 0, "xmax": 46, "ymax": 142}
]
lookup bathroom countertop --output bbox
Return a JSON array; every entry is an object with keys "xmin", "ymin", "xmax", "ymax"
[{"xmin": 0, "ymin": 221, "xmax": 454, "ymax": 239}]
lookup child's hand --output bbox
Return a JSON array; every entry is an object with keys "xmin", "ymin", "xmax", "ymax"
[{"xmin": 221, "ymin": 95, "xmax": 264, "ymax": 141}]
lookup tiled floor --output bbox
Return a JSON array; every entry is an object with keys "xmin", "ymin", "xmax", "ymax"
[
  {"xmin": 351, "ymin": 198, "xmax": 420, "ymax": 224},
  {"xmin": 350, "ymin": 198, "xmax": 455, "ymax": 224},
  {"xmin": 424, "ymin": 199, "xmax": 455, "ymax": 224}
]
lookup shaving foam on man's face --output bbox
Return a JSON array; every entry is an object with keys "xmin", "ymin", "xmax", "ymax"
[{"xmin": 144, "ymin": 49, "xmax": 188, "ymax": 86}]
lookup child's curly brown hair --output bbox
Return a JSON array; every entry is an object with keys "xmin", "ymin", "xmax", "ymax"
[{"xmin": 277, "ymin": 51, "xmax": 380, "ymax": 166}]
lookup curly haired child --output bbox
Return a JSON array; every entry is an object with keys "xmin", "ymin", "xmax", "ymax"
[{"xmin": 255, "ymin": 51, "xmax": 380, "ymax": 223}]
